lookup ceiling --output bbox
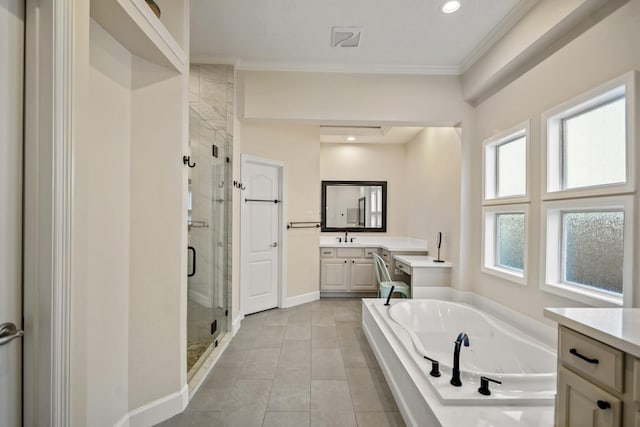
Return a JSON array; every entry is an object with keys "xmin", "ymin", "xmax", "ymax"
[{"xmin": 190, "ymin": 0, "xmax": 537, "ymax": 74}]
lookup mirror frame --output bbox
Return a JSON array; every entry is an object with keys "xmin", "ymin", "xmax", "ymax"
[{"xmin": 321, "ymin": 180, "xmax": 387, "ymax": 232}]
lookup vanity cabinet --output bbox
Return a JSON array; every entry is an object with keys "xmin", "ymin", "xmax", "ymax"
[
  {"xmin": 320, "ymin": 248, "xmax": 377, "ymax": 292},
  {"xmin": 554, "ymin": 325, "xmax": 637, "ymax": 427}
]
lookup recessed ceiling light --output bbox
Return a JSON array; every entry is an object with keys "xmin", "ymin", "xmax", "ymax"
[
  {"xmin": 347, "ymin": 136, "xmax": 356, "ymax": 141},
  {"xmin": 441, "ymin": 1, "xmax": 461, "ymax": 14}
]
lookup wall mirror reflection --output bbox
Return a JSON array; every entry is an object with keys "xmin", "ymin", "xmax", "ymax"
[{"xmin": 321, "ymin": 180, "xmax": 387, "ymax": 232}]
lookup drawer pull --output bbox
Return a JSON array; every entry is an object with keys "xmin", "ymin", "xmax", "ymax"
[
  {"xmin": 569, "ymin": 348, "xmax": 599, "ymax": 364},
  {"xmin": 597, "ymin": 400, "xmax": 611, "ymax": 410},
  {"xmin": 323, "ymin": 251, "xmax": 332, "ymax": 254}
]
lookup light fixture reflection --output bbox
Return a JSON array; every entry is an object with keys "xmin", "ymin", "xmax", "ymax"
[
  {"xmin": 442, "ymin": 1, "xmax": 461, "ymax": 14},
  {"xmin": 347, "ymin": 136, "xmax": 356, "ymax": 141}
]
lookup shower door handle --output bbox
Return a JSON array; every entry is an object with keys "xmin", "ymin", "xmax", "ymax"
[{"xmin": 188, "ymin": 246, "xmax": 196, "ymax": 277}]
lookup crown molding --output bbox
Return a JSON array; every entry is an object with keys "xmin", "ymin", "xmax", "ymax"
[{"xmin": 189, "ymin": 55, "xmax": 461, "ymax": 75}]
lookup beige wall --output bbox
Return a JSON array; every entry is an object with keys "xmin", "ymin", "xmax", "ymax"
[
  {"xmin": 84, "ymin": 20, "xmax": 131, "ymax": 426},
  {"xmin": 405, "ymin": 128, "xmax": 462, "ymax": 287},
  {"xmin": 241, "ymin": 124, "xmax": 321, "ymax": 300},
  {"xmin": 467, "ymin": 0, "xmax": 640, "ymax": 323},
  {"xmin": 320, "ymin": 143, "xmax": 408, "ymax": 236},
  {"xmin": 236, "ymin": 70, "xmax": 474, "ymax": 304}
]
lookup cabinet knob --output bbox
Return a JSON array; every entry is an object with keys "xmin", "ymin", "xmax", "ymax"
[
  {"xmin": 344, "ymin": 260, "xmax": 347, "ymax": 263},
  {"xmin": 352, "ymin": 260, "xmax": 355, "ymax": 263},
  {"xmin": 597, "ymin": 400, "xmax": 611, "ymax": 410}
]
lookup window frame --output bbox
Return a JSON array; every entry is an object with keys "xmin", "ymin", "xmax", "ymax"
[
  {"xmin": 483, "ymin": 121, "xmax": 530, "ymax": 205},
  {"xmin": 542, "ymin": 72, "xmax": 637, "ymax": 200},
  {"xmin": 482, "ymin": 204, "xmax": 529, "ymax": 285},
  {"xmin": 540, "ymin": 195, "xmax": 634, "ymax": 307}
]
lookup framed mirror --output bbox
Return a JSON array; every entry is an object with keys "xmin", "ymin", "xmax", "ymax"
[{"xmin": 321, "ymin": 181, "xmax": 387, "ymax": 232}]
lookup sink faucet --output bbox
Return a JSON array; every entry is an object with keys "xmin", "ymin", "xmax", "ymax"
[
  {"xmin": 344, "ymin": 230, "xmax": 349, "ymax": 243},
  {"xmin": 450, "ymin": 332, "xmax": 469, "ymax": 387}
]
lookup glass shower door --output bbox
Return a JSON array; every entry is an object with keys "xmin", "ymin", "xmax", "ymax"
[{"xmin": 187, "ymin": 108, "xmax": 229, "ymax": 375}]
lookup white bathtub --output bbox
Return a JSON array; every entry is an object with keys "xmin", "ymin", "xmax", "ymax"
[{"xmin": 370, "ymin": 299, "xmax": 557, "ymax": 406}]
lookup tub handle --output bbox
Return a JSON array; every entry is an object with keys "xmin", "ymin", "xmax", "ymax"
[
  {"xmin": 569, "ymin": 348, "xmax": 599, "ymax": 364},
  {"xmin": 478, "ymin": 376, "xmax": 502, "ymax": 396},
  {"xmin": 423, "ymin": 356, "xmax": 441, "ymax": 377}
]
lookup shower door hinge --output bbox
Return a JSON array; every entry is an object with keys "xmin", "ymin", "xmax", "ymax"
[
  {"xmin": 225, "ymin": 309, "xmax": 229, "ymax": 317},
  {"xmin": 210, "ymin": 320, "xmax": 217, "ymax": 335}
]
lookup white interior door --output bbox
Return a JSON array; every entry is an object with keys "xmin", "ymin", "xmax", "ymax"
[
  {"xmin": 241, "ymin": 156, "xmax": 282, "ymax": 315},
  {"xmin": 0, "ymin": 1, "xmax": 25, "ymax": 426}
]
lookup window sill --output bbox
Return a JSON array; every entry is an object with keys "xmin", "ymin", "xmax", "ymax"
[
  {"xmin": 542, "ymin": 182, "xmax": 635, "ymax": 201},
  {"xmin": 540, "ymin": 282, "xmax": 623, "ymax": 307},
  {"xmin": 483, "ymin": 195, "xmax": 530, "ymax": 206},
  {"xmin": 481, "ymin": 265, "xmax": 525, "ymax": 286}
]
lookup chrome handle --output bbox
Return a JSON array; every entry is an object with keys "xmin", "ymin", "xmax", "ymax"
[
  {"xmin": 271, "ymin": 242, "xmax": 279, "ymax": 247},
  {"xmin": 0, "ymin": 322, "xmax": 24, "ymax": 346}
]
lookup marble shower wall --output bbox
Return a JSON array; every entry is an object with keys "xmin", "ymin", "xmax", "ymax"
[{"xmin": 188, "ymin": 64, "xmax": 233, "ymax": 327}]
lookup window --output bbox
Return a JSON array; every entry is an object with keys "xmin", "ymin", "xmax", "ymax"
[
  {"xmin": 542, "ymin": 72, "xmax": 636, "ymax": 306},
  {"xmin": 543, "ymin": 73, "xmax": 635, "ymax": 199},
  {"xmin": 483, "ymin": 123, "xmax": 528, "ymax": 203},
  {"xmin": 482, "ymin": 123, "xmax": 529, "ymax": 285},
  {"xmin": 542, "ymin": 196, "xmax": 633, "ymax": 306},
  {"xmin": 482, "ymin": 205, "xmax": 528, "ymax": 284}
]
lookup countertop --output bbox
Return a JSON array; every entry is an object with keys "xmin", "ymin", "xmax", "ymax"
[
  {"xmin": 319, "ymin": 236, "xmax": 428, "ymax": 252},
  {"xmin": 544, "ymin": 307, "xmax": 640, "ymax": 358},
  {"xmin": 393, "ymin": 254, "xmax": 453, "ymax": 268}
]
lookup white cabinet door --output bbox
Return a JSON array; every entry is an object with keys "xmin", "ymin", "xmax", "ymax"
[
  {"xmin": 0, "ymin": 2, "xmax": 24, "ymax": 426},
  {"xmin": 557, "ymin": 366, "xmax": 621, "ymax": 427},
  {"xmin": 320, "ymin": 259, "xmax": 349, "ymax": 291},
  {"xmin": 350, "ymin": 259, "xmax": 376, "ymax": 291}
]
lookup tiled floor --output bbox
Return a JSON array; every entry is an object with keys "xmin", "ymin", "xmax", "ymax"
[{"xmin": 158, "ymin": 298, "xmax": 405, "ymax": 427}]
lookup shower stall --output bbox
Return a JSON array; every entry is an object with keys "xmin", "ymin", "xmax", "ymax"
[{"xmin": 186, "ymin": 71, "xmax": 232, "ymax": 375}]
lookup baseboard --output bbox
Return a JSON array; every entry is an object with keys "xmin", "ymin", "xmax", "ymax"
[
  {"xmin": 232, "ymin": 314, "xmax": 244, "ymax": 336},
  {"xmin": 114, "ymin": 385, "xmax": 189, "ymax": 427},
  {"xmin": 284, "ymin": 290, "xmax": 320, "ymax": 308},
  {"xmin": 188, "ymin": 289, "xmax": 213, "ymax": 308}
]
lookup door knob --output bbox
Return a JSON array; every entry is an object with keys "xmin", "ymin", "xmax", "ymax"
[
  {"xmin": 0, "ymin": 322, "xmax": 24, "ymax": 346},
  {"xmin": 271, "ymin": 242, "xmax": 279, "ymax": 247}
]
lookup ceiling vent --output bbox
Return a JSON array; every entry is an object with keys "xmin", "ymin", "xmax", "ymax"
[{"xmin": 331, "ymin": 27, "xmax": 362, "ymax": 48}]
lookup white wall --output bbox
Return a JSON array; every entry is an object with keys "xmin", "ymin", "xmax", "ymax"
[
  {"xmin": 320, "ymin": 143, "xmax": 408, "ymax": 236},
  {"xmin": 467, "ymin": 0, "xmax": 640, "ymax": 323},
  {"xmin": 241, "ymin": 124, "xmax": 321, "ymax": 300},
  {"xmin": 405, "ymin": 128, "xmax": 462, "ymax": 287}
]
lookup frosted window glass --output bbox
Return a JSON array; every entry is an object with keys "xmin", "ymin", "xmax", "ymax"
[
  {"xmin": 563, "ymin": 98, "xmax": 626, "ymax": 189},
  {"xmin": 497, "ymin": 137, "xmax": 526, "ymax": 197},
  {"xmin": 496, "ymin": 213, "xmax": 525, "ymax": 272},
  {"xmin": 563, "ymin": 211, "xmax": 624, "ymax": 294}
]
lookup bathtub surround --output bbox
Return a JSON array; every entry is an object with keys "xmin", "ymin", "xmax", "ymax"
[{"xmin": 363, "ymin": 295, "xmax": 556, "ymax": 426}]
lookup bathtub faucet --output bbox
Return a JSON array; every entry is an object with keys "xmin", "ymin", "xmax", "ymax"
[{"xmin": 450, "ymin": 332, "xmax": 470, "ymax": 387}]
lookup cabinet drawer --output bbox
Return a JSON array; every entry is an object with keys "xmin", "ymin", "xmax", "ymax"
[
  {"xmin": 381, "ymin": 249, "xmax": 391, "ymax": 260},
  {"xmin": 559, "ymin": 326, "xmax": 624, "ymax": 392},
  {"xmin": 364, "ymin": 248, "xmax": 379, "ymax": 258},
  {"xmin": 320, "ymin": 248, "xmax": 336, "ymax": 258},
  {"xmin": 395, "ymin": 260, "xmax": 411, "ymax": 275},
  {"xmin": 336, "ymin": 248, "xmax": 363, "ymax": 258}
]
